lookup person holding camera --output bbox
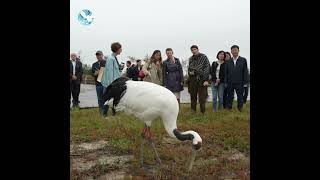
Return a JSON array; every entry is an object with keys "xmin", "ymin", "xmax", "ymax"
[
  {"xmin": 92, "ymin": 51, "xmax": 107, "ymax": 116},
  {"xmin": 187, "ymin": 45, "xmax": 210, "ymax": 114}
]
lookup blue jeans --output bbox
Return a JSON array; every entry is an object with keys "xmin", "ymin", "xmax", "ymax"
[
  {"xmin": 96, "ymin": 85, "xmax": 108, "ymax": 116},
  {"xmin": 211, "ymin": 83, "xmax": 224, "ymax": 111}
]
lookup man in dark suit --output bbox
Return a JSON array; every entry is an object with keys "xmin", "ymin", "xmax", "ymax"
[
  {"xmin": 243, "ymin": 73, "xmax": 250, "ymax": 104},
  {"xmin": 70, "ymin": 53, "xmax": 83, "ymax": 108},
  {"xmin": 223, "ymin": 52, "xmax": 232, "ymax": 109},
  {"xmin": 224, "ymin": 45, "xmax": 249, "ymax": 111}
]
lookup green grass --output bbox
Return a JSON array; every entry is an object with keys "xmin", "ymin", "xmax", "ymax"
[{"xmin": 70, "ymin": 102, "xmax": 250, "ymax": 179}]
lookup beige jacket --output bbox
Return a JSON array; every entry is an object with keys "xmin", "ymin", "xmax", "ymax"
[{"xmin": 142, "ymin": 60, "xmax": 163, "ymax": 86}]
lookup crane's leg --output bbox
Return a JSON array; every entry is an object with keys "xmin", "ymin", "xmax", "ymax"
[
  {"xmin": 140, "ymin": 134, "xmax": 145, "ymax": 167},
  {"xmin": 140, "ymin": 125, "xmax": 162, "ymax": 167},
  {"xmin": 145, "ymin": 126, "xmax": 162, "ymax": 165},
  {"xmin": 139, "ymin": 124, "xmax": 147, "ymax": 167},
  {"xmin": 149, "ymin": 138, "xmax": 162, "ymax": 165}
]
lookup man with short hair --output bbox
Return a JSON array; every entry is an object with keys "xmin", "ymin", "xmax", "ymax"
[
  {"xmin": 187, "ymin": 45, "xmax": 210, "ymax": 114},
  {"xmin": 70, "ymin": 53, "xmax": 83, "ymax": 108},
  {"xmin": 92, "ymin": 51, "xmax": 107, "ymax": 116},
  {"xmin": 224, "ymin": 45, "xmax": 249, "ymax": 112}
]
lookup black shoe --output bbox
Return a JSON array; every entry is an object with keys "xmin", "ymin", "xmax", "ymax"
[{"xmin": 238, "ymin": 108, "xmax": 243, "ymax": 112}]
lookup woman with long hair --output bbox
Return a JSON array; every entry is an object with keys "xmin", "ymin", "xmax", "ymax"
[
  {"xmin": 211, "ymin": 50, "xmax": 226, "ymax": 112},
  {"xmin": 142, "ymin": 50, "xmax": 163, "ymax": 85}
]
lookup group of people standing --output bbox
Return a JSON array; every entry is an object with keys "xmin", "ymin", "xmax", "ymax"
[
  {"xmin": 121, "ymin": 44, "xmax": 249, "ymax": 113},
  {"xmin": 70, "ymin": 42, "xmax": 249, "ymax": 117},
  {"xmin": 123, "ymin": 48, "xmax": 185, "ymax": 105},
  {"xmin": 210, "ymin": 45, "xmax": 250, "ymax": 113},
  {"xmin": 186, "ymin": 45, "xmax": 249, "ymax": 113}
]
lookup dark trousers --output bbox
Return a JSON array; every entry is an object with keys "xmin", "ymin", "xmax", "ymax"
[
  {"xmin": 188, "ymin": 77, "xmax": 208, "ymax": 113},
  {"xmin": 70, "ymin": 80, "xmax": 80, "ymax": 106},
  {"xmin": 226, "ymin": 83, "xmax": 244, "ymax": 110},
  {"xmin": 223, "ymin": 88, "xmax": 228, "ymax": 108},
  {"xmin": 96, "ymin": 85, "xmax": 108, "ymax": 116},
  {"xmin": 243, "ymin": 86, "xmax": 249, "ymax": 104}
]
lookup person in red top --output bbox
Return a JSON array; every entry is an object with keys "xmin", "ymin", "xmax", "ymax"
[{"xmin": 137, "ymin": 59, "xmax": 145, "ymax": 81}]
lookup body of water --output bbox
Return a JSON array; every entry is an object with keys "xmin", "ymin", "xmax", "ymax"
[{"xmin": 73, "ymin": 84, "xmax": 250, "ymax": 108}]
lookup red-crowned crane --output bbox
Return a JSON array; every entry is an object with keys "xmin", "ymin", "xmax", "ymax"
[{"xmin": 103, "ymin": 77, "xmax": 202, "ymax": 171}]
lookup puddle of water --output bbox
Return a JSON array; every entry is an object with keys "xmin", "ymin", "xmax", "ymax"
[
  {"xmin": 218, "ymin": 172, "xmax": 238, "ymax": 180},
  {"xmin": 71, "ymin": 140, "xmax": 109, "ymax": 154},
  {"xmin": 75, "ymin": 84, "xmax": 250, "ymax": 108},
  {"xmin": 98, "ymin": 170, "xmax": 131, "ymax": 180},
  {"xmin": 98, "ymin": 155, "xmax": 134, "ymax": 167},
  {"xmin": 71, "ymin": 158, "xmax": 97, "ymax": 171},
  {"xmin": 228, "ymin": 149, "xmax": 247, "ymax": 161},
  {"xmin": 78, "ymin": 140, "xmax": 109, "ymax": 151}
]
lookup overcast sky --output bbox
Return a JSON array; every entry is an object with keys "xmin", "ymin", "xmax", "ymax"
[{"xmin": 70, "ymin": 0, "xmax": 250, "ymax": 67}]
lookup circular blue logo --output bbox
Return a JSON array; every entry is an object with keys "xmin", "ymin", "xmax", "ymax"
[{"xmin": 78, "ymin": 9, "xmax": 94, "ymax": 25}]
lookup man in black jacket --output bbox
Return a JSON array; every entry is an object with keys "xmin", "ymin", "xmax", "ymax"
[
  {"xmin": 224, "ymin": 45, "xmax": 249, "ymax": 112},
  {"xmin": 243, "ymin": 73, "xmax": 250, "ymax": 104},
  {"xmin": 187, "ymin": 45, "xmax": 210, "ymax": 114},
  {"xmin": 70, "ymin": 53, "xmax": 83, "ymax": 108},
  {"xmin": 125, "ymin": 61, "xmax": 139, "ymax": 81},
  {"xmin": 223, "ymin": 52, "xmax": 232, "ymax": 109}
]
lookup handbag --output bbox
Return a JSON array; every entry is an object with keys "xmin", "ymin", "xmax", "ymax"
[
  {"xmin": 97, "ymin": 67, "xmax": 105, "ymax": 82},
  {"xmin": 139, "ymin": 70, "xmax": 145, "ymax": 78}
]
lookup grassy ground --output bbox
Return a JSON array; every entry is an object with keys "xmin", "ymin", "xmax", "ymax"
[{"xmin": 70, "ymin": 102, "xmax": 250, "ymax": 179}]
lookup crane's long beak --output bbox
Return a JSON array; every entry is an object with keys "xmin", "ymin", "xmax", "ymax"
[{"xmin": 187, "ymin": 147, "xmax": 197, "ymax": 172}]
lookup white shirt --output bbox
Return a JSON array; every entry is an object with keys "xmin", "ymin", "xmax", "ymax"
[
  {"xmin": 216, "ymin": 62, "xmax": 221, "ymax": 79},
  {"xmin": 71, "ymin": 60, "xmax": 76, "ymax": 75},
  {"xmin": 232, "ymin": 56, "xmax": 239, "ymax": 66}
]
